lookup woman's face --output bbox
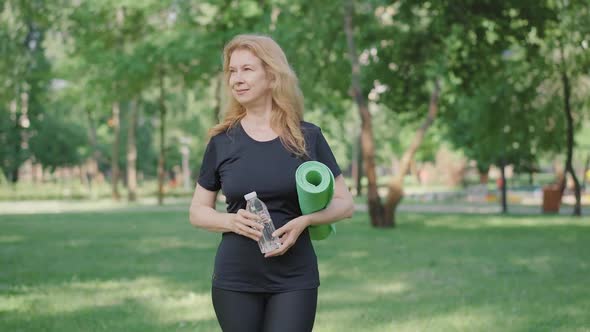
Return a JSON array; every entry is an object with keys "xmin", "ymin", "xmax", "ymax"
[{"xmin": 228, "ymin": 49, "xmax": 272, "ymax": 106}]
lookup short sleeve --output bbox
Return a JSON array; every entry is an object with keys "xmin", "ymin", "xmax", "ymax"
[
  {"xmin": 316, "ymin": 128, "xmax": 342, "ymax": 177},
  {"xmin": 197, "ymin": 138, "xmax": 221, "ymax": 191}
]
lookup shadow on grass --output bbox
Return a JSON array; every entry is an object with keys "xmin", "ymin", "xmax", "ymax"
[{"xmin": 311, "ymin": 212, "xmax": 590, "ymax": 331}]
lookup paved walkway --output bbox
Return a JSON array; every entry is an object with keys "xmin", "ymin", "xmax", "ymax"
[
  {"xmin": 1, "ymin": 198, "xmax": 588, "ymax": 216},
  {"xmin": 355, "ymin": 203, "xmax": 590, "ymax": 216},
  {"xmin": 0, "ymin": 198, "xmax": 191, "ymax": 215}
]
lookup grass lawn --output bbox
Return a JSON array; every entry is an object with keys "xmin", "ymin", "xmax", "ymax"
[{"xmin": 1, "ymin": 207, "xmax": 589, "ymax": 331}]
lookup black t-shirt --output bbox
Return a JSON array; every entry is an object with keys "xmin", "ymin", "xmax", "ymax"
[{"xmin": 197, "ymin": 120, "xmax": 341, "ymax": 292}]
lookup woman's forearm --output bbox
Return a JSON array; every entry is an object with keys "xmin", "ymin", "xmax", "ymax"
[
  {"xmin": 189, "ymin": 205, "xmax": 232, "ymax": 233},
  {"xmin": 305, "ymin": 197, "xmax": 355, "ymax": 226}
]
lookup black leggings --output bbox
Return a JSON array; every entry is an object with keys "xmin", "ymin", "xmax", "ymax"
[{"xmin": 211, "ymin": 287, "xmax": 318, "ymax": 332}]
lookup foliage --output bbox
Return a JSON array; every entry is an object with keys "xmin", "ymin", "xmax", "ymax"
[{"xmin": 1, "ymin": 0, "xmax": 589, "ymax": 200}]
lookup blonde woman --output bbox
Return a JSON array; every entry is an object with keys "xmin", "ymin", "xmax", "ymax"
[{"xmin": 190, "ymin": 34, "xmax": 354, "ymax": 332}]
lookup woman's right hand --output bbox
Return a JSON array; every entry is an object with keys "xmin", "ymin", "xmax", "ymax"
[{"xmin": 227, "ymin": 209, "xmax": 263, "ymax": 241}]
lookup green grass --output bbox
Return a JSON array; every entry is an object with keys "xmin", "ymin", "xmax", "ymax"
[{"xmin": 1, "ymin": 208, "xmax": 590, "ymax": 331}]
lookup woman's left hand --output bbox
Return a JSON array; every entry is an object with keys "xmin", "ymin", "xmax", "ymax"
[{"xmin": 264, "ymin": 216, "xmax": 310, "ymax": 258}]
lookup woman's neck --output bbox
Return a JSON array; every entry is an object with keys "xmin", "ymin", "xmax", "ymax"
[{"xmin": 242, "ymin": 95, "xmax": 273, "ymax": 128}]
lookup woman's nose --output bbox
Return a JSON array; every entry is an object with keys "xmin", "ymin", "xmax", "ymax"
[{"xmin": 232, "ymin": 71, "xmax": 244, "ymax": 83}]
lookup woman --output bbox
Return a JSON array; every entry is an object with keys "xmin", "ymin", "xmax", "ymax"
[{"xmin": 189, "ymin": 34, "xmax": 354, "ymax": 332}]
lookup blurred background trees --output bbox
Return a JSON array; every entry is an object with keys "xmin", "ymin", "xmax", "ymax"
[{"xmin": 1, "ymin": 0, "xmax": 589, "ymax": 222}]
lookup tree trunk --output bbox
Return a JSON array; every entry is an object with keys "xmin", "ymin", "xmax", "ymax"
[
  {"xmin": 11, "ymin": 110, "xmax": 21, "ymax": 184},
  {"xmin": 33, "ymin": 163, "xmax": 43, "ymax": 183},
  {"xmin": 109, "ymin": 6, "xmax": 126, "ymax": 201},
  {"xmin": 181, "ymin": 143, "xmax": 191, "ymax": 190},
  {"xmin": 351, "ymin": 134, "xmax": 358, "ymax": 195},
  {"xmin": 157, "ymin": 68, "xmax": 167, "ymax": 205},
  {"xmin": 383, "ymin": 80, "xmax": 441, "ymax": 227},
  {"xmin": 86, "ymin": 108, "xmax": 100, "ymax": 198},
  {"xmin": 500, "ymin": 162, "xmax": 508, "ymax": 214},
  {"xmin": 559, "ymin": 42, "xmax": 582, "ymax": 216},
  {"xmin": 477, "ymin": 163, "xmax": 490, "ymax": 184},
  {"xmin": 351, "ymin": 133, "xmax": 363, "ymax": 196},
  {"xmin": 582, "ymin": 154, "xmax": 589, "ymax": 191},
  {"xmin": 529, "ymin": 171, "xmax": 534, "ymax": 186},
  {"xmin": 111, "ymin": 101, "xmax": 121, "ymax": 201},
  {"xmin": 479, "ymin": 172, "xmax": 489, "ymax": 184},
  {"xmin": 356, "ymin": 135, "xmax": 363, "ymax": 197},
  {"xmin": 344, "ymin": 0, "xmax": 384, "ymax": 227},
  {"xmin": 77, "ymin": 165, "xmax": 84, "ymax": 184},
  {"xmin": 127, "ymin": 98, "xmax": 138, "ymax": 202},
  {"xmin": 411, "ymin": 160, "xmax": 420, "ymax": 184},
  {"xmin": 10, "ymin": 26, "xmax": 35, "ymax": 184}
]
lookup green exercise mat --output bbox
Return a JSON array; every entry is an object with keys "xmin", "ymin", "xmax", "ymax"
[{"xmin": 295, "ymin": 161, "xmax": 337, "ymax": 240}]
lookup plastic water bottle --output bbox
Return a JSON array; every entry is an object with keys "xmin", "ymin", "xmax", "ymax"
[{"xmin": 244, "ymin": 191, "xmax": 281, "ymax": 254}]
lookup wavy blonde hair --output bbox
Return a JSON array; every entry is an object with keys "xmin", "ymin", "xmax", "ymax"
[{"xmin": 209, "ymin": 34, "xmax": 307, "ymax": 158}]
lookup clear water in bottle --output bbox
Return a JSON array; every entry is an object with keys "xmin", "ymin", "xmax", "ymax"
[{"xmin": 244, "ymin": 191, "xmax": 281, "ymax": 254}]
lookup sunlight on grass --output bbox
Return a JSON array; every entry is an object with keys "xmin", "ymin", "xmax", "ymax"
[
  {"xmin": 134, "ymin": 237, "xmax": 216, "ymax": 254},
  {"xmin": 320, "ymin": 287, "xmax": 384, "ymax": 305},
  {"xmin": 0, "ymin": 235, "xmax": 25, "ymax": 244},
  {"xmin": 315, "ymin": 307, "xmax": 368, "ymax": 331},
  {"xmin": 378, "ymin": 307, "xmax": 498, "ymax": 332},
  {"xmin": 0, "ymin": 277, "xmax": 214, "ymax": 323},
  {"xmin": 2, "ymin": 277, "xmax": 165, "ymax": 314},
  {"xmin": 336, "ymin": 250, "xmax": 369, "ymax": 259},
  {"xmin": 316, "ymin": 297, "xmax": 499, "ymax": 332},
  {"xmin": 62, "ymin": 239, "xmax": 92, "ymax": 248},
  {"xmin": 479, "ymin": 217, "xmax": 590, "ymax": 228},
  {"xmin": 510, "ymin": 256, "xmax": 554, "ymax": 274},
  {"xmin": 423, "ymin": 215, "xmax": 590, "ymax": 229},
  {"xmin": 365, "ymin": 281, "xmax": 408, "ymax": 295},
  {"xmin": 2, "ymin": 209, "xmax": 590, "ymax": 331},
  {"xmin": 143, "ymin": 290, "xmax": 214, "ymax": 324}
]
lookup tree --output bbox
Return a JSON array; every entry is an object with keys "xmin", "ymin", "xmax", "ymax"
[
  {"xmin": 0, "ymin": 0, "xmax": 51, "ymax": 184},
  {"xmin": 545, "ymin": 0, "xmax": 590, "ymax": 216},
  {"xmin": 29, "ymin": 114, "xmax": 87, "ymax": 172},
  {"xmin": 340, "ymin": 0, "xmax": 559, "ymax": 225},
  {"xmin": 444, "ymin": 51, "xmax": 565, "ymax": 213},
  {"xmin": 66, "ymin": 2, "xmax": 133, "ymax": 200}
]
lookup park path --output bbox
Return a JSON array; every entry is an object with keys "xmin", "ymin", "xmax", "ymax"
[
  {"xmin": 355, "ymin": 203, "xmax": 590, "ymax": 216},
  {"xmin": 0, "ymin": 198, "xmax": 588, "ymax": 216}
]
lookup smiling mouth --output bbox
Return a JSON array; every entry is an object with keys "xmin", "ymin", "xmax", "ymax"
[{"xmin": 236, "ymin": 89, "xmax": 249, "ymax": 95}]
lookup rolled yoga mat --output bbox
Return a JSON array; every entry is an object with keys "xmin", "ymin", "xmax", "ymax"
[{"xmin": 295, "ymin": 161, "xmax": 337, "ymax": 240}]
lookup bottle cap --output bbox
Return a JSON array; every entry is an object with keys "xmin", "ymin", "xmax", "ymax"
[{"xmin": 244, "ymin": 191, "xmax": 257, "ymax": 200}]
